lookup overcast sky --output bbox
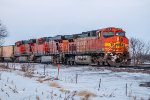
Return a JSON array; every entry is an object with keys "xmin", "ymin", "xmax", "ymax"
[{"xmin": 0, "ymin": 0, "xmax": 150, "ymax": 45}]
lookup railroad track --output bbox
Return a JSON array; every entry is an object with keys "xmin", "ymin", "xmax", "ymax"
[
  {"xmin": 2, "ymin": 62, "xmax": 150, "ymax": 70},
  {"xmin": 120, "ymin": 65, "xmax": 150, "ymax": 70},
  {"xmin": 91, "ymin": 64, "xmax": 150, "ymax": 70}
]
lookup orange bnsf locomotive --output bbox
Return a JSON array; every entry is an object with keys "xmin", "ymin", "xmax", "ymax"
[{"xmin": 0, "ymin": 27, "xmax": 130, "ymax": 66}]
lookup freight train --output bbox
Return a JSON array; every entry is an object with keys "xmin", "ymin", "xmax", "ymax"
[{"xmin": 0, "ymin": 27, "xmax": 131, "ymax": 66}]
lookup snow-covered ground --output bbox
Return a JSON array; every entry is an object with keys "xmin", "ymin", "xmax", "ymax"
[{"xmin": 0, "ymin": 63, "xmax": 150, "ymax": 100}]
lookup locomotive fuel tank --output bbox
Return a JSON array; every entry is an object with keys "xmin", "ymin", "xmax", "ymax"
[
  {"xmin": 75, "ymin": 56, "xmax": 91, "ymax": 65},
  {"xmin": 41, "ymin": 56, "xmax": 53, "ymax": 63}
]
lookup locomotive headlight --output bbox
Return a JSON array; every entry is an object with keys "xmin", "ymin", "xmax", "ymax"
[{"xmin": 117, "ymin": 37, "xmax": 119, "ymax": 41}]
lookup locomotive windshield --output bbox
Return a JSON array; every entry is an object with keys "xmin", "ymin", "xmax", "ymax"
[
  {"xmin": 103, "ymin": 32, "xmax": 114, "ymax": 38},
  {"xmin": 116, "ymin": 32, "xmax": 125, "ymax": 36}
]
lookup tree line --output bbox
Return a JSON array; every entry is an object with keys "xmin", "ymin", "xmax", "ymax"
[{"xmin": 130, "ymin": 37, "xmax": 150, "ymax": 65}]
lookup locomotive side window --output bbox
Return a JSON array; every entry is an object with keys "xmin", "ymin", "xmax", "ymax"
[
  {"xmin": 98, "ymin": 32, "xmax": 101, "ymax": 37},
  {"xmin": 116, "ymin": 32, "xmax": 125, "ymax": 37},
  {"xmin": 103, "ymin": 32, "xmax": 114, "ymax": 38}
]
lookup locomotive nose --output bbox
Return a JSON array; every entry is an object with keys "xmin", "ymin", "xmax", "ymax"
[
  {"xmin": 115, "ymin": 36, "xmax": 125, "ymax": 52},
  {"xmin": 117, "ymin": 37, "xmax": 123, "ymax": 42}
]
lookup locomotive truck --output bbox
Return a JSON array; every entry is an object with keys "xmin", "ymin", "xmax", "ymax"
[{"xmin": 0, "ymin": 27, "xmax": 131, "ymax": 66}]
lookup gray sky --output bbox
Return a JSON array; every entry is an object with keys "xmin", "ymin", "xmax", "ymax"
[{"xmin": 0, "ymin": 0, "xmax": 150, "ymax": 45}]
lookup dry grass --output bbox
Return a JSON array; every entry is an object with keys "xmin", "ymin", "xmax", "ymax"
[
  {"xmin": 139, "ymin": 82, "xmax": 150, "ymax": 87},
  {"xmin": 59, "ymin": 88, "xmax": 70, "ymax": 93},
  {"xmin": 0, "ymin": 64, "xmax": 9, "ymax": 69},
  {"xmin": 77, "ymin": 90, "xmax": 96, "ymax": 99},
  {"xmin": 43, "ymin": 78, "xmax": 52, "ymax": 81},
  {"xmin": 21, "ymin": 64, "xmax": 35, "ymax": 73},
  {"xmin": 36, "ymin": 77, "xmax": 53, "ymax": 83},
  {"xmin": 21, "ymin": 66, "xmax": 27, "ymax": 72},
  {"xmin": 36, "ymin": 95, "xmax": 40, "ymax": 100},
  {"xmin": 21, "ymin": 64, "xmax": 35, "ymax": 78},
  {"xmin": 49, "ymin": 82, "xmax": 61, "ymax": 88},
  {"xmin": 36, "ymin": 79, "xmax": 43, "ymax": 83},
  {"xmin": 38, "ymin": 76, "xmax": 46, "ymax": 78},
  {"xmin": 24, "ymin": 70, "xmax": 34, "ymax": 78}
]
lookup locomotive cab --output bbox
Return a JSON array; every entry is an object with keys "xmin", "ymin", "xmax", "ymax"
[
  {"xmin": 28, "ymin": 39, "xmax": 36, "ymax": 45},
  {"xmin": 97, "ymin": 27, "xmax": 130, "ymax": 66},
  {"xmin": 98, "ymin": 27, "xmax": 128, "ymax": 53},
  {"xmin": 14, "ymin": 40, "xmax": 31, "ymax": 62},
  {"xmin": 37, "ymin": 37, "xmax": 47, "ymax": 55},
  {"xmin": 14, "ymin": 40, "xmax": 28, "ymax": 55}
]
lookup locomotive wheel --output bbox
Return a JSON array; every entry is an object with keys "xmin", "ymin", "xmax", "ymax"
[
  {"xmin": 97, "ymin": 61, "xmax": 105, "ymax": 66},
  {"xmin": 72, "ymin": 61, "xmax": 75, "ymax": 65},
  {"xmin": 106, "ymin": 52, "xmax": 131, "ymax": 67},
  {"xmin": 107, "ymin": 60, "xmax": 121, "ymax": 67},
  {"xmin": 107, "ymin": 58, "xmax": 130, "ymax": 67},
  {"xmin": 97, "ymin": 61, "xmax": 100, "ymax": 66}
]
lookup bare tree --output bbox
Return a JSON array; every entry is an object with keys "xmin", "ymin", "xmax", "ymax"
[
  {"xmin": 140, "ymin": 41, "xmax": 150, "ymax": 63},
  {"xmin": 130, "ymin": 37, "xmax": 138, "ymax": 65},
  {"xmin": 0, "ymin": 20, "xmax": 8, "ymax": 45},
  {"xmin": 130, "ymin": 37, "xmax": 150, "ymax": 65}
]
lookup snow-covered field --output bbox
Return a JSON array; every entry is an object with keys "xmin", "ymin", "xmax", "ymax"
[{"xmin": 0, "ymin": 63, "xmax": 150, "ymax": 100}]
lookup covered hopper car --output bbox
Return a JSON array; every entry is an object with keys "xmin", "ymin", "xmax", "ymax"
[{"xmin": 0, "ymin": 45, "xmax": 14, "ymax": 62}]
